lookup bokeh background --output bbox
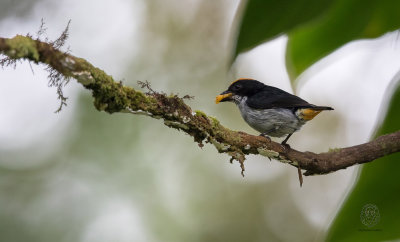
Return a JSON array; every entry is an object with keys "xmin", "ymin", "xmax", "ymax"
[{"xmin": 1, "ymin": 0, "xmax": 399, "ymax": 241}]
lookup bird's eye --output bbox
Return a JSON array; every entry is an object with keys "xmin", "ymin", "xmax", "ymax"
[{"xmin": 233, "ymin": 84, "xmax": 242, "ymax": 91}]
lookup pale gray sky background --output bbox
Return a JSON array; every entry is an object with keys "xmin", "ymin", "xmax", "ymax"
[{"xmin": 1, "ymin": 0, "xmax": 399, "ymax": 241}]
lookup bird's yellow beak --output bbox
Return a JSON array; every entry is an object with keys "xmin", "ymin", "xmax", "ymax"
[{"xmin": 215, "ymin": 92, "xmax": 233, "ymax": 104}]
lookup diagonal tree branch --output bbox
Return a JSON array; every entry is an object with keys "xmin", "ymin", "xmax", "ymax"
[{"xmin": 1, "ymin": 35, "xmax": 400, "ymax": 177}]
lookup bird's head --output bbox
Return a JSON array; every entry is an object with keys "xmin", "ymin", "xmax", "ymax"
[{"xmin": 215, "ymin": 78, "xmax": 265, "ymax": 104}]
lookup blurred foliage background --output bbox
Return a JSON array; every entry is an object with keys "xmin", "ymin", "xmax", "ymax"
[{"xmin": 0, "ymin": 0, "xmax": 399, "ymax": 241}]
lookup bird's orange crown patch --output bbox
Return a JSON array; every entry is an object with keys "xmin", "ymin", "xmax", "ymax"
[{"xmin": 231, "ymin": 78, "xmax": 256, "ymax": 85}]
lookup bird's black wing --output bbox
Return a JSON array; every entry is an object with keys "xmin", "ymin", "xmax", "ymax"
[{"xmin": 246, "ymin": 86, "xmax": 313, "ymax": 109}]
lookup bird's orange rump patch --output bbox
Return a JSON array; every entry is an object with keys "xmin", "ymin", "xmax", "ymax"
[{"xmin": 298, "ymin": 108, "xmax": 322, "ymax": 121}]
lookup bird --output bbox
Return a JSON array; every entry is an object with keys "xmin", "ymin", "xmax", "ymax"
[{"xmin": 215, "ymin": 78, "xmax": 333, "ymax": 145}]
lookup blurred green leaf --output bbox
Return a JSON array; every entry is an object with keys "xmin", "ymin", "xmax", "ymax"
[
  {"xmin": 234, "ymin": 0, "xmax": 335, "ymax": 58},
  {"xmin": 287, "ymin": 0, "xmax": 400, "ymax": 79},
  {"xmin": 326, "ymin": 77, "xmax": 400, "ymax": 241},
  {"xmin": 234, "ymin": 0, "xmax": 400, "ymax": 83}
]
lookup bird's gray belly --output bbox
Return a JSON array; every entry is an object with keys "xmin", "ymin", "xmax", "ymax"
[{"xmin": 238, "ymin": 104, "xmax": 304, "ymax": 137}]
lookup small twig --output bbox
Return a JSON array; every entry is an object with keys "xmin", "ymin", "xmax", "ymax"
[
  {"xmin": 28, "ymin": 61, "xmax": 35, "ymax": 75},
  {"xmin": 182, "ymin": 94, "xmax": 194, "ymax": 100},
  {"xmin": 52, "ymin": 20, "xmax": 71, "ymax": 49},
  {"xmin": 36, "ymin": 18, "xmax": 47, "ymax": 38},
  {"xmin": 138, "ymin": 80, "xmax": 195, "ymax": 100},
  {"xmin": 137, "ymin": 80, "xmax": 156, "ymax": 94},
  {"xmin": 297, "ymin": 167, "xmax": 303, "ymax": 187}
]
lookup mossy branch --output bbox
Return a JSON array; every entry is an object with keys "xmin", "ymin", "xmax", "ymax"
[{"xmin": 1, "ymin": 35, "xmax": 400, "ymax": 178}]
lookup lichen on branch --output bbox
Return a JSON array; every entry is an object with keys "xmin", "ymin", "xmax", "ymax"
[{"xmin": 1, "ymin": 34, "xmax": 400, "ymax": 179}]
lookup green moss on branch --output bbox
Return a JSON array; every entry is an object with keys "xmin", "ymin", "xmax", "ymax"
[{"xmin": 5, "ymin": 35, "xmax": 39, "ymax": 61}]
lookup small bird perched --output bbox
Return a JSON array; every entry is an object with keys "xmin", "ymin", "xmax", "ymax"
[{"xmin": 216, "ymin": 78, "xmax": 333, "ymax": 145}]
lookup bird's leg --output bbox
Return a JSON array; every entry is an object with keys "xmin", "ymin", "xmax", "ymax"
[
  {"xmin": 281, "ymin": 133, "xmax": 293, "ymax": 145},
  {"xmin": 280, "ymin": 133, "xmax": 293, "ymax": 151}
]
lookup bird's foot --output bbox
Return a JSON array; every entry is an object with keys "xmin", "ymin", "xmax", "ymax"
[
  {"xmin": 259, "ymin": 133, "xmax": 271, "ymax": 142},
  {"xmin": 280, "ymin": 141, "xmax": 291, "ymax": 152},
  {"xmin": 280, "ymin": 133, "xmax": 293, "ymax": 151}
]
